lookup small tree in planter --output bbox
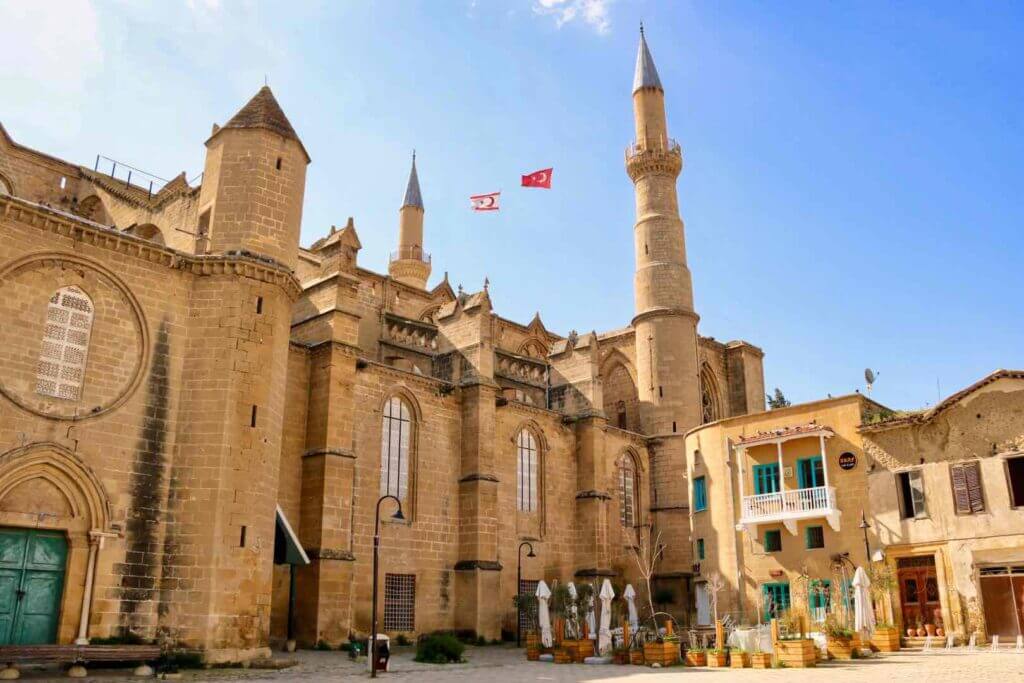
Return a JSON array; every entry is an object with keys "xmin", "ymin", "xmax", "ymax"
[
  {"xmin": 823, "ymin": 612, "xmax": 856, "ymax": 660},
  {"xmin": 514, "ymin": 594, "xmax": 541, "ymax": 659},
  {"xmin": 775, "ymin": 610, "xmax": 817, "ymax": 668}
]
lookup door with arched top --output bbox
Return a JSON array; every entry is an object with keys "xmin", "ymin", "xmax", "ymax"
[{"xmin": 0, "ymin": 529, "xmax": 67, "ymax": 645}]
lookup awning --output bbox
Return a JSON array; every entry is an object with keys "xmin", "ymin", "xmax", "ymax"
[{"xmin": 273, "ymin": 505, "xmax": 310, "ymax": 566}]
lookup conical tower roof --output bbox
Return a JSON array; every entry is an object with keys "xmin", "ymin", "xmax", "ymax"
[
  {"xmin": 215, "ymin": 86, "xmax": 310, "ymax": 160},
  {"xmin": 633, "ymin": 26, "xmax": 663, "ymax": 93},
  {"xmin": 402, "ymin": 153, "xmax": 424, "ymax": 210}
]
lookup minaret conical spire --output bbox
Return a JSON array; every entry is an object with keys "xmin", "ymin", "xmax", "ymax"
[
  {"xmin": 633, "ymin": 24, "xmax": 663, "ymax": 93},
  {"xmin": 402, "ymin": 151, "xmax": 424, "ymax": 210}
]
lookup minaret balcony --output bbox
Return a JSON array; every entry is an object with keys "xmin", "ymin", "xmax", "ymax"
[
  {"xmin": 625, "ymin": 138, "xmax": 683, "ymax": 180},
  {"xmin": 389, "ymin": 246, "xmax": 431, "ymax": 264}
]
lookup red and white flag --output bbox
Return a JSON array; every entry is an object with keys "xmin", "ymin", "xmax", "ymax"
[
  {"xmin": 521, "ymin": 168, "xmax": 553, "ymax": 189},
  {"xmin": 470, "ymin": 192, "xmax": 500, "ymax": 211}
]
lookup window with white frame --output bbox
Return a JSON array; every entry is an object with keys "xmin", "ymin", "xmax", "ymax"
[
  {"xmin": 516, "ymin": 429, "xmax": 538, "ymax": 512},
  {"xmin": 383, "ymin": 573, "xmax": 416, "ymax": 631},
  {"xmin": 36, "ymin": 286, "xmax": 94, "ymax": 401},
  {"xmin": 380, "ymin": 396, "xmax": 411, "ymax": 503},
  {"xmin": 619, "ymin": 457, "xmax": 637, "ymax": 528},
  {"xmin": 897, "ymin": 469, "xmax": 927, "ymax": 519}
]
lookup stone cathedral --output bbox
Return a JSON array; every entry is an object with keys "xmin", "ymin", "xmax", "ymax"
[{"xmin": 0, "ymin": 31, "xmax": 763, "ymax": 661}]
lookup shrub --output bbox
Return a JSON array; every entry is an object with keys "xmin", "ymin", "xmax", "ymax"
[
  {"xmin": 395, "ymin": 634, "xmax": 411, "ymax": 646},
  {"xmin": 414, "ymin": 634, "xmax": 466, "ymax": 664}
]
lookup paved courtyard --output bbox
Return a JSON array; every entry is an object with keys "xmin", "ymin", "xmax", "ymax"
[{"xmin": 10, "ymin": 646, "xmax": 1024, "ymax": 681}]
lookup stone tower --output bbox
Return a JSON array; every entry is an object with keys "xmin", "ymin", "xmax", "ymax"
[
  {"xmin": 196, "ymin": 86, "xmax": 310, "ymax": 270},
  {"xmin": 626, "ymin": 28, "xmax": 700, "ymax": 569},
  {"xmin": 388, "ymin": 153, "xmax": 431, "ymax": 288}
]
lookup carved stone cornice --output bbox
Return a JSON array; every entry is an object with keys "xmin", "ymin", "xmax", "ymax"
[
  {"xmin": 0, "ymin": 194, "xmax": 303, "ymax": 300},
  {"xmin": 576, "ymin": 490, "xmax": 612, "ymax": 501},
  {"xmin": 454, "ymin": 560, "xmax": 503, "ymax": 571},
  {"xmin": 459, "ymin": 473, "xmax": 499, "ymax": 483},
  {"xmin": 631, "ymin": 307, "xmax": 700, "ymax": 327},
  {"xmin": 625, "ymin": 146, "xmax": 683, "ymax": 181},
  {"xmin": 302, "ymin": 448, "xmax": 355, "ymax": 460},
  {"xmin": 307, "ymin": 548, "xmax": 355, "ymax": 562}
]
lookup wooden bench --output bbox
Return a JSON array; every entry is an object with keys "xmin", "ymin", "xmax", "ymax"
[{"xmin": 0, "ymin": 644, "xmax": 162, "ymax": 678}]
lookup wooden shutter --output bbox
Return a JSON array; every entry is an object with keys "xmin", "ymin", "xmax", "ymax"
[
  {"xmin": 951, "ymin": 462, "xmax": 985, "ymax": 514},
  {"xmin": 965, "ymin": 461, "xmax": 985, "ymax": 512},
  {"xmin": 951, "ymin": 464, "xmax": 971, "ymax": 514},
  {"xmin": 908, "ymin": 469, "xmax": 927, "ymax": 518}
]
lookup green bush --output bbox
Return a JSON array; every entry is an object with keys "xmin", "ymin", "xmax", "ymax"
[
  {"xmin": 395, "ymin": 634, "xmax": 411, "ymax": 646},
  {"xmin": 414, "ymin": 634, "xmax": 466, "ymax": 664}
]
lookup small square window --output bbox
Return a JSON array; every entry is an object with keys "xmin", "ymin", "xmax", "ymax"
[
  {"xmin": 696, "ymin": 538, "xmax": 705, "ymax": 560},
  {"xmin": 764, "ymin": 530, "xmax": 782, "ymax": 553},
  {"xmin": 805, "ymin": 525, "xmax": 825, "ymax": 550}
]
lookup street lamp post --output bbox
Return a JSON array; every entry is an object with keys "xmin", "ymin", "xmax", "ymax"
[
  {"xmin": 516, "ymin": 541, "xmax": 536, "ymax": 648},
  {"xmin": 371, "ymin": 494, "xmax": 405, "ymax": 679},
  {"xmin": 859, "ymin": 510, "xmax": 872, "ymax": 564}
]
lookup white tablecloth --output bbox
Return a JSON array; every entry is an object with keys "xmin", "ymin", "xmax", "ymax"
[{"xmin": 726, "ymin": 627, "xmax": 773, "ymax": 653}]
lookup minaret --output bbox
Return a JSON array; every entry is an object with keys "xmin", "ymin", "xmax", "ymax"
[
  {"xmin": 626, "ymin": 27, "xmax": 700, "ymax": 568},
  {"xmin": 388, "ymin": 153, "xmax": 431, "ymax": 288}
]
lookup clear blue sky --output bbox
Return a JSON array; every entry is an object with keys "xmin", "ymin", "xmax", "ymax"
[{"xmin": 3, "ymin": 1, "xmax": 1021, "ymax": 410}]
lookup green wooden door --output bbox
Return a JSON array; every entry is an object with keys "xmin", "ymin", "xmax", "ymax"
[{"xmin": 0, "ymin": 529, "xmax": 67, "ymax": 645}]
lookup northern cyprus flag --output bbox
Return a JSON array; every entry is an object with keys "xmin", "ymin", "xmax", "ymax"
[{"xmin": 470, "ymin": 192, "xmax": 500, "ymax": 211}]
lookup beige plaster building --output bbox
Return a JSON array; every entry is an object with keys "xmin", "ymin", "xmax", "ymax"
[
  {"xmin": 0, "ymin": 31, "xmax": 765, "ymax": 660},
  {"xmin": 685, "ymin": 371, "xmax": 1024, "ymax": 643}
]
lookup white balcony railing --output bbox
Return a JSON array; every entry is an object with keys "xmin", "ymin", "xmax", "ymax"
[{"xmin": 740, "ymin": 486, "xmax": 836, "ymax": 523}]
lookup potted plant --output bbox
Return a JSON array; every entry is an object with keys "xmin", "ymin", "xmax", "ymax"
[
  {"xmin": 750, "ymin": 647, "xmax": 772, "ymax": 669},
  {"xmin": 706, "ymin": 648, "xmax": 727, "ymax": 667},
  {"xmin": 643, "ymin": 632, "xmax": 679, "ymax": 667},
  {"xmin": 775, "ymin": 611, "xmax": 817, "ymax": 668},
  {"xmin": 684, "ymin": 647, "xmax": 706, "ymax": 667},
  {"xmin": 612, "ymin": 645, "xmax": 629, "ymax": 665},
  {"xmin": 730, "ymin": 649, "xmax": 750, "ymax": 668},
  {"xmin": 823, "ymin": 614, "xmax": 856, "ymax": 660},
  {"xmin": 915, "ymin": 618, "xmax": 926, "ymax": 637},
  {"xmin": 870, "ymin": 621, "xmax": 901, "ymax": 652}
]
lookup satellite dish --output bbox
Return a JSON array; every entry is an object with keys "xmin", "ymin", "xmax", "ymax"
[{"xmin": 864, "ymin": 368, "xmax": 879, "ymax": 395}]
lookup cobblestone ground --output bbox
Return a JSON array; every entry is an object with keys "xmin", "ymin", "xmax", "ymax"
[{"xmin": 13, "ymin": 646, "xmax": 1024, "ymax": 681}]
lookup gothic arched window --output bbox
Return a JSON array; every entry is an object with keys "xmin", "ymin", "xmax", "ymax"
[
  {"xmin": 619, "ymin": 455, "xmax": 638, "ymax": 528},
  {"xmin": 700, "ymin": 364, "xmax": 722, "ymax": 424},
  {"xmin": 380, "ymin": 396, "xmax": 412, "ymax": 503},
  {"xmin": 36, "ymin": 286, "xmax": 94, "ymax": 401},
  {"xmin": 516, "ymin": 429, "xmax": 539, "ymax": 512}
]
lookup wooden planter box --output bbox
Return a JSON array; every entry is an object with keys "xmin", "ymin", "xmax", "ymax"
[
  {"xmin": 561, "ymin": 639, "xmax": 594, "ymax": 662},
  {"xmin": 684, "ymin": 650, "xmax": 706, "ymax": 666},
  {"xmin": 776, "ymin": 639, "xmax": 817, "ymax": 668},
  {"xmin": 707, "ymin": 651, "xmax": 728, "ymax": 667},
  {"xmin": 730, "ymin": 652, "xmax": 750, "ymax": 668},
  {"xmin": 526, "ymin": 648, "xmax": 540, "ymax": 661},
  {"xmin": 750, "ymin": 652, "xmax": 772, "ymax": 669},
  {"xmin": 526, "ymin": 634, "xmax": 540, "ymax": 660},
  {"xmin": 553, "ymin": 648, "xmax": 573, "ymax": 664},
  {"xmin": 629, "ymin": 649, "xmax": 644, "ymax": 665},
  {"xmin": 871, "ymin": 627, "xmax": 901, "ymax": 653},
  {"xmin": 827, "ymin": 636, "xmax": 855, "ymax": 660},
  {"xmin": 643, "ymin": 641, "xmax": 679, "ymax": 667},
  {"xmin": 612, "ymin": 651, "xmax": 628, "ymax": 665}
]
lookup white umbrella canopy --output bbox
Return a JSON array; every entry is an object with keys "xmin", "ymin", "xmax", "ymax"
[
  {"xmin": 567, "ymin": 582, "xmax": 579, "ymax": 639},
  {"xmin": 598, "ymin": 579, "xmax": 615, "ymax": 654},
  {"xmin": 623, "ymin": 584, "xmax": 639, "ymax": 633},
  {"xmin": 852, "ymin": 567, "xmax": 876, "ymax": 636},
  {"xmin": 536, "ymin": 580, "xmax": 553, "ymax": 647},
  {"xmin": 586, "ymin": 592, "xmax": 597, "ymax": 640}
]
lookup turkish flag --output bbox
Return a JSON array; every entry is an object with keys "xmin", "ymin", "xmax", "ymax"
[{"xmin": 521, "ymin": 168, "xmax": 553, "ymax": 189}]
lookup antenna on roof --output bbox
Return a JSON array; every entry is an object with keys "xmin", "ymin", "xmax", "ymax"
[{"xmin": 864, "ymin": 368, "xmax": 878, "ymax": 395}]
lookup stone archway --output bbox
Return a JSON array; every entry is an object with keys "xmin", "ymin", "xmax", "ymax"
[{"xmin": 0, "ymin": 443, "xmax": 113, "ymax": 645}]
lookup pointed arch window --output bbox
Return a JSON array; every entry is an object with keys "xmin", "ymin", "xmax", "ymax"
[
  {"xmin": 380, "ymin": 396, "xmax": 412, "ymax": 503},
  {"xmin": 700, "ymin": 364, "xmax": 722, "ymax": 424},
  {"xmin": 619, "ymin": 456, "xmax": 638, "ymax": 528},
  {"xmin": 516, "ymin": 430, "xmax": 539, "ymax": 512},
  {"xmin": 36, "ymin": 286, "xmax": 94, "ymax": 401}
]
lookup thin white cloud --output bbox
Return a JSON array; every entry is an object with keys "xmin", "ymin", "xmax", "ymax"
[
  {"xmin": 533, "ymin": 0, "xmax": 612, "ymax": 35},
  {"xmin": 0, "ymin": 0, "xmax": 104, "ymax": 136}
]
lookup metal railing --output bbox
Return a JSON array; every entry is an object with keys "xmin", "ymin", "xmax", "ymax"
[
  {"xmin": 625, "ymin": 137, "xmax": 681, "ymax": 159},
  {"xmin": 741, "ymin": 486, "xmax": 836, "ymax": 521},
  {"xmin": 389, "ymin": 246, "xmax": 431, "ymax": 263},
  {"xmin": 92, "ymin": 155, "xmax": 202, "ymax": 199}
]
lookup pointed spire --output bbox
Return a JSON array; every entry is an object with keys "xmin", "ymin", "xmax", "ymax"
[
  {"xmin": 633, "ymin": 24, "xmax": 663, "ymax": 93},
  {"xmin": 402, "ymin": 151, "xmax": 424, "ymax": 210},
  {"xmin": 217, "ymin": 85, "xmax": 310, "ymax": 161}
]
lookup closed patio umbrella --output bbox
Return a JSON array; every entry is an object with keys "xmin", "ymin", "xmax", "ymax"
[
  {"xmin": 586, "ymin": 589, "xmax": 597, "ymax": 640},
  {"xmin": 567, "ymin": 582, "xmax": 579, "ymax": 639},
  {"xmin": 852, "ymin": 566, "xmax": 875, "ymax": 636},
  {"xmin": 623, "ymin": 584, "xmax": 639, "ymax": 633},
  {"xmin": 536, "ymin": 580, "xmax": 553, "ymax": 648},
  {"xmin": 598, "ymin": 579, "xmax": 615, "ymax": 654}
]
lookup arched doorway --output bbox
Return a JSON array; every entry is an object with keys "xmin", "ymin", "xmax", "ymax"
[{"xmin": 0, "ymin": 443, "xmax": 111, "ymax": 645}]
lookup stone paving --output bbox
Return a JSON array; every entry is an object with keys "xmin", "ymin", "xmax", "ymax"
[{"xmin": 11, "ymin": 646, "xmax": 1024, "ymax": 681}]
